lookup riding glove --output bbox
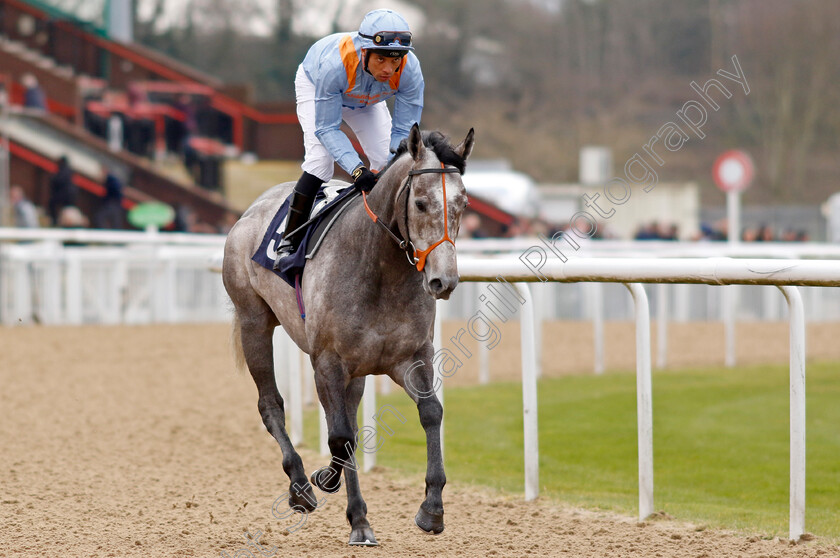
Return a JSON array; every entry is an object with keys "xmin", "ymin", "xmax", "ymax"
[{"xmin": 352, "ymin": 166, "xmax": 377, "ymax": 193}]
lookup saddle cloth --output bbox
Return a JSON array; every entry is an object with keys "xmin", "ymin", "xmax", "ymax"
[{"xmin": 252, "ymin": 181, "xmax": 359, "ymax": 287}]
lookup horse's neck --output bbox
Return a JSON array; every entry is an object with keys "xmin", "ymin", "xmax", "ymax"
[
  {"xmin": 365, "ymin": 158, "xmax": 410, "ymax": 226},
  {"xmin": 344, "ymin": 158, "xmax": 415, "ymax": 278}
]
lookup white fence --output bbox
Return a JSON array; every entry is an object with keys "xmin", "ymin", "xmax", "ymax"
[
  {"xmin": 456, "ymin": 256, "xmax": 836, "ymax": 541},
  {"xmin": 4, "ymin": 229, "xmax": 840, "ymax": 327},
  {"xmin": 451, "ymin": 239, "xmax": 840, "ymax": 322},
  {"xmin": 0, "ymin": 228, "xmax": 228, "ymax": 325},
  {"xmin": 277, "ymin": 256, "xmax": 840, "ymax": 543}
]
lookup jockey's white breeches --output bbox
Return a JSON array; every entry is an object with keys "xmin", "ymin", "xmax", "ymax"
[{"xmin": 295, "ymin": 64, "xmax": 392, "ymax": 182}]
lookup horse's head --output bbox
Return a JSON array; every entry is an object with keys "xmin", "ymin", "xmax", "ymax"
[{"xmin": 397, "ymin": 125, "xmax": 475, "ymax": 300}]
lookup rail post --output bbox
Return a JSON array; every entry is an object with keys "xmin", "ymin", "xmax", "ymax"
[
  {"xmin": 514, "ymin": 283, "xmax": 539, "ymax": 501},
  {"xmin": 287, "ymin": 348, "xmax": 303, "ymax": 447},
  {"xmin": 624, "ymin": 283, "xmax": 654, "ymax": 520},
  {"xmin": 318, "ymin": 403, "xmax": 329, "ymax": 456},
  {"xmin": 656, "ymin": 283, "xmax": 669, "ymax": 369},
  {"xmin": 435, "ymin": 299, "xmax": 445, "ymax": 462},
  {"xmin": 778, "ymin": 285, "xmax": 806, "ymax": 540},
  {"xmin": 590, "ymin": 282, "xmax": 605, "ymax": 375},
  {"xmin": 363, "ymin": 375, "xmax": 377, "ymax": 472}
]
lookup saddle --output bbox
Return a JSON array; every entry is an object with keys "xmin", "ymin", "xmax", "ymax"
[{"xmin": 252, "ymin": 182, "xmax": 360, "ymax": 288}]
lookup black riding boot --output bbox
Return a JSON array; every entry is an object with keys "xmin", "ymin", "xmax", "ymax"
[{"xmin": 273, "ymin": 172, "xmax": 324, "ymax": 269}]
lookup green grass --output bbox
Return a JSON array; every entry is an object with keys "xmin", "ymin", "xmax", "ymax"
[{"xmin": 301, "ymin": 362, "xmax": 840, "ymax": 540}]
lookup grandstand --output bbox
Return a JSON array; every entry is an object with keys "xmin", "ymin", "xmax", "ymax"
[{"xmin": 0, "ymin": 0, "xmax": 304, "ymax": 230}]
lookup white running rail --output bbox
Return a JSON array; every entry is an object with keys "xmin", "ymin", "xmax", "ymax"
[
  {"xmin": 455, "ymin": 255, "xmax": 840, "ymax": 540},
  {"xmin": 0, "ymin": 228, "xmax": 227, "ymax": 325}
]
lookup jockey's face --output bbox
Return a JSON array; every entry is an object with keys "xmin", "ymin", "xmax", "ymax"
[{"xmin": 367, "ymin": 53, "xmax": 403, "ymax": 82}]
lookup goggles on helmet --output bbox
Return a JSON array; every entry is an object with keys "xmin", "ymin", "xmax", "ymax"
[{"xmin": 359, "ymin": 30, "xmax": 412, "ymax": 48}]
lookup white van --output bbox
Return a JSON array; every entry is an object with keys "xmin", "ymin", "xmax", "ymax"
[{"xmin": 461, "ymin": 165, "xmax": 541, "ymax": 219}]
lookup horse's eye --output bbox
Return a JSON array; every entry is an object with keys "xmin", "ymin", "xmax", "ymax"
[{"xmin": 415, "ymin": 200, "xmax": 427, "ymax": 212}]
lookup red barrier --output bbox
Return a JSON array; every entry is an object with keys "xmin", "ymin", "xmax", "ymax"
[{"xmin": 8, "ymin": 141, "xmax": 136, "ymax": 209}]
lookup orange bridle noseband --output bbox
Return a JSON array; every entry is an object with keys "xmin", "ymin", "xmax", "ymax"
[
  {"xmin": 363, "ymin": 162, "xmax": 461, "ymax": 271},
  {"xmin": 411, "ymin": 163, "xmax": 456, "ymax": 271}
]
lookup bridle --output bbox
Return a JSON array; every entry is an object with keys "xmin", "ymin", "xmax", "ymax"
[{"xmin": 362, "ymin": 162, "xmax": 461, "ymax": 271}]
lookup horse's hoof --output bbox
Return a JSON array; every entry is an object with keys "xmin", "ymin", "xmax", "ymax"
[
  {"xmin": 414, "ymin": 506, "xmax": 444, "ymax": 535},
  {"xmin": 348, "ymin": 526, "xmax": 378, "ymax": 546},
  {"xmin": 310, "ymin": 466, "xmax": 342, "ymax": 494},
  {"xmin": 288, "ymin": 481, "xmax": 318, "ymax": 512}
]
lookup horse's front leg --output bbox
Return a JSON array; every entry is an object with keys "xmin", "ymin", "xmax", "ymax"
[
  {"xmin": 393, "ymin": 350, "xmax": 446, "ymax": 534},
  {"xmin": 341, "ymin": 376, "xmax": 377, "ymax": 545},
  {"xmin": 311, "ymin": 356, "xmax": 377, "ymax": 546}
]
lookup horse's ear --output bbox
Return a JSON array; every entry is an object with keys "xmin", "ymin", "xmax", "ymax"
[
  {"xmin": 454, "ymin": 128, "xmax": 475, "ymax": 160},
  {"xmin": 408, "ymin": 123, "xmax": 425, "ymax": 161}
]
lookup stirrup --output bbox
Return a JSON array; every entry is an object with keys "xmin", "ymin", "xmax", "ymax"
[
  {"xmin": 272, "ymin": 173, "xmax": 322, "ymax": 271},
  {"xmin": 273, "ymin": 239, "xmax": 295, "ymax": 269}
]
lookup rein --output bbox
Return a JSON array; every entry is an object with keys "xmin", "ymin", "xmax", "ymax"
[{"xmin": 362, "ymin": 162, "xmax": 460, "ymax": 271}]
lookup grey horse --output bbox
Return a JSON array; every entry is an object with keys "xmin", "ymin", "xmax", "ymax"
[{"xmin": 222, "ymin": 125, "xmax": 475, "ymax": 546}]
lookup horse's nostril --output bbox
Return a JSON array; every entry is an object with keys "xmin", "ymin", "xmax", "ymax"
[{"xmin": 429, "ymin": 278, "xmax": 443, "ymax": 293}]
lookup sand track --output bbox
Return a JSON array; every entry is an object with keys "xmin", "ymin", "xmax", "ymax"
[{"xmin": 0, "ymin": 324, "xmax": 837, "ymax": 557}]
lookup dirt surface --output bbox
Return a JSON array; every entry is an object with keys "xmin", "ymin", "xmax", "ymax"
[{"xmin": 1, "ymin": 323, "xmax": 838, "ymax": 557}]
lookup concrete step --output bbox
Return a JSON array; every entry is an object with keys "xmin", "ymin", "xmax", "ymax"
[
  {"xmin": 35, "ymin": 57, "xmax": 56, "ymax": 70},
  {"xmin": 55, "ymin": 65, "xmax": 74, "ymax": 78},
  {"xmin": 0, "ymin": 35, "xmax": 76, "ymax": 80},
  {"xmin": 0, "ymin": 38, "xmax": 26, "ymax": 53}
]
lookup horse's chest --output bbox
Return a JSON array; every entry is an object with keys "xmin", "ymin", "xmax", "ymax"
[
  {"xmin": 366, "ymin": 316, "xmax": 428, "ymax": 356},
  {"xmin": 318, "ymin": 312, "xmax": 430, "ymax": 374}
]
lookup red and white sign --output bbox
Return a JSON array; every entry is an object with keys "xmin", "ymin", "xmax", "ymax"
[{"xmin": 713, "ymin": 150, "xmax": 755, "ymax": 192}]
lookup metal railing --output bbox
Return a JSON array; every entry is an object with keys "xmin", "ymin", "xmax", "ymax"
[
  {"xmin": 277, "ymin": 256, "xmax": 840, "ymax": 542},
  {"xmin": 0, "ymin": 227, "xmax": 227, "ymax": 325}
]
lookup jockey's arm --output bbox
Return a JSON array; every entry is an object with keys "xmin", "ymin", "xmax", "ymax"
[
  {"xmin": 389, "ymin": 55, "xmax": 425, "ymax": 157},
  {"xmin": 313, "ymin": 74, "xmax": 364, "ymax": 175}
]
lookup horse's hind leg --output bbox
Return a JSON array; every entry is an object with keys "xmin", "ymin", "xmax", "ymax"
[
  {"xmin": 236, "ymin": 307, "xmax": 318, "ymax": 512},
  {"xmin": 393, "ymin": 354, "xmax": 446, "ymax": 535},
  {"xmin": 311, "ymin": 358, "xmax": 377, "ymax": 545}
]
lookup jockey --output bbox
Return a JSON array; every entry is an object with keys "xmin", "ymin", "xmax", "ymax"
[{"xmin": 274, "ymin": 9, "xmax": 424, "ymax": 267}]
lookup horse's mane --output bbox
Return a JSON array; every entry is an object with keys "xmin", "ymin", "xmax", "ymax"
[{"xmin": 380, "ymin": 130, "xmax": 467, "ymax": 176}]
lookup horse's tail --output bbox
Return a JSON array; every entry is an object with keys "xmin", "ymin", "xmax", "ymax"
[{"xmin": 230, "ymin": 313, "xmax": 247, "ymax": 373}]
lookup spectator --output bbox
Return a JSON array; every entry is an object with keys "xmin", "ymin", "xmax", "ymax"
[
  {"xmin": 48, "ymin": 156, "xmax": 77, "ymax": 225},
  {"xmin": 218, "ymin": 212, "xmax": 238, "ymax": 235},
  {"xmin": 173, "ymin": 94, "xmax": 198, "ymax": 154},
  {"xmin": 21, "ymin": 73, "xmax": 46, "ymax": 111},
  {"xmin": 94, "ymin": 168, "xmax": 125, "ymax": 229},
  {"xmin": 634, "ymin": 222, "xmax": 659, "ymax": 240},
  {"xmin": 58, "ymin": 206, "xmax": 89, "ymax": 228},
  {"xmin": 107, "ymin": 114, "xmax": 123, "ymax": 152},
  {"xmin": 504, "ymin": 221, "xmax": 524, "ymax": 238},
  {"xmin": 742, "ymin": 226, "xmax": 759, "ymax": 242},
  {"xmin": 714, "ymin": 219, "xmax": 729, "ymax": 241},
  {"xmin": 459, "ymin": 213, "xmax": 485, "ymax": 239},
  {"xmin": 0, "ymin": 82, "xmax": 8, "ymax": 110},
  {"xmin": 126, "ymin": 83, "xmax": 146, "ymax": 106},
  {"xmin": 172, "ymin": 204, "xmax": 191, "ymax": 232},
  {"xmin": 757, "ymin": 224, "xmax": 775, "ymax": 242},
  {"xmin": 10, "ymin": 185, "xmax": 39, "ymax": 228},
  {"xmin": 124, "ymin": 83, "xmax": 154, "ymax": 157}
]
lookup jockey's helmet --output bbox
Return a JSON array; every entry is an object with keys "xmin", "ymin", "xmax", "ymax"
[{"xmin": 358, "ymin": 9, "xmax": 413, "ymax": 57}]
